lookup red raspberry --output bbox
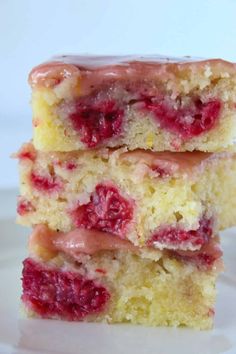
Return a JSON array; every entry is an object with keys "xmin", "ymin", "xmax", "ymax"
[
  {"xmin": 143, "ymin": 96, "xmax": 221, "ymax": 139},
  {"xmin": 69, "ymin": 100, "xmax": 124, "ymax": 147},
  {"xmin": 71, "ymin": 184, "xmax": 133, "ymax": 237},
  {"xmin": 22, "ymin": 258, "xmax": 110, "ymax": 320},
  {"xmin": 148, "ymin": 217, "xmax": 213, "ymax": 247}
]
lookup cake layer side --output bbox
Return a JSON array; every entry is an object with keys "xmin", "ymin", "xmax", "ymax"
[
  {"xmin": 29, "ymin": 55, "xmax": 236, "ymax": 152},
  {"xmin": 16, "ymin": 144, "xmax": 236, "ymax": 251},
  {"xmin": 21, "ymin": 227, "xmax": 223, "ymax": 329}
]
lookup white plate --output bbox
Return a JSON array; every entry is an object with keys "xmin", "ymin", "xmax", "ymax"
[{"xmin": 0, "ymin": 189, "xmax": 236, "ymax": 354}]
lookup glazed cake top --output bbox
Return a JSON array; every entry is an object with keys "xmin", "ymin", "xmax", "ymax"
[
  {"xmin": 34, "ymin": 54, "xmax": 204, "ymax": 68},
  {"xmin": 29, "ymin": 54, "xmax": 236, "ymax": 88}
]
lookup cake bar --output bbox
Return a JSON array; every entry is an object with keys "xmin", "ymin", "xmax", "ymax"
[
  {"xmin": 16, "ymin": 143, "xmax": 236, "ymax": 251},
  {"xmin": 21, "ymin": 225, "xmax": 223, "ymax": 329},
  {"xmin": 29, "ymin": 55, "xmax": 236, "ymax": 152}
]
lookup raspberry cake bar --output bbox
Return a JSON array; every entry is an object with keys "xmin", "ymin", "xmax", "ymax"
[
  {"xmin": 21, "ymin": 225, "xmax": 222, "ymax": 329},
  {"xmin": 29, "ymin": 55, "xmax": 236, "ymax": 152},
  {"xmin": 16, "ymin": 143, "xmax": 236, "ymax": 251}
]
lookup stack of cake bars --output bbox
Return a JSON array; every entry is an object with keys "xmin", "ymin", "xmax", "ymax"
[{"xmin": 16, "ymin": 55, "xmax": 236, "ymax": 329}]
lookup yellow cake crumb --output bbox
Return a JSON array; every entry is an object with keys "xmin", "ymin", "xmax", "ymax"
[
  {"xmin": 23, "ymin": 248, "xmax": 219, "ymax": 329},
  {"xmin": 17, "ymin": 146, "xmax": 236, "ymax": 250}
]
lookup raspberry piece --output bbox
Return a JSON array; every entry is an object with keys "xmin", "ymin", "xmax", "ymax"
[
  {"xmin": 71, "ymin": 184, "xmax": 133, "ymax": 237},
  {"xmin": 170, "ymin": 235, "xmax": 222, "ymax": 268},
  {"xmin": 22, "ymin": 258, "xmax": 110, "ymax": 320},
  {"xmin": 18, "ymin": 151, "xmax": 36, "ymax": 161},
  {"xmin": 176, "ymin": 250, "xmax": 221, "ymax": 268},
  {"xmin": 17, "ymin": 196, "xmax": 35, "ymax": 216},
  {"xmin": 65, "ymin": 162, "xmax": 77, "ymax": 170},
  {"xmin": 143, "ymin": 96, "xmax": 221, "ymax": 139},
  {"xmin": 53, "ymin": 159, "xmax": 77, "ymax": 171},
  {"xmin": 69, "ymin": 100, "xmax": 124, "ymax": 147},
  {"xmin": 95, "ymin": 268, "xmax": 107, "ymax": 275},
  {"xmin": 151, "ymin": 165, "xmax": 170, "ymax": 177},
  {"xmin": 148, "ymin": 217, "xmax": 213, "ymax": 247},
  {"xmin": 30, "ymin": 172, "xmax": 62, "ymax": 193},
  {"xmin": 17, "ymin": 144, "xmax": 37, "ymax": 161},
  {"xmin": 197, "ymin": 253, "xmax": 216, "ymax": 266}
]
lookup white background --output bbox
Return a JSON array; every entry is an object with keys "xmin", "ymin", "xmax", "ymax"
[{"xmin": 1, "ymin": 0, "xmax": 236, "ymax": 189}]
